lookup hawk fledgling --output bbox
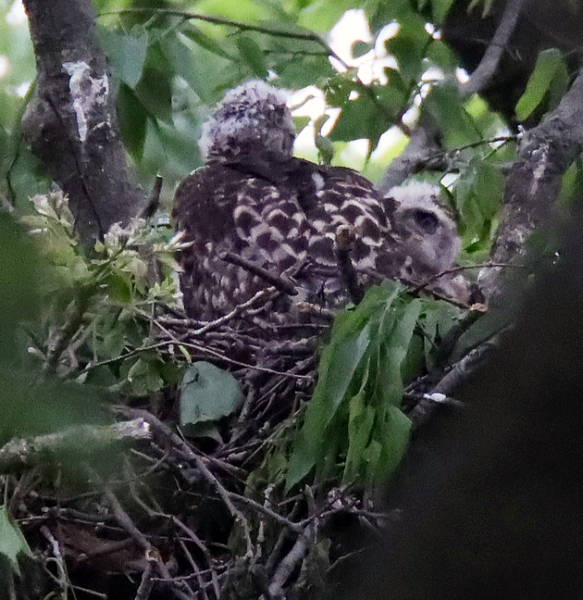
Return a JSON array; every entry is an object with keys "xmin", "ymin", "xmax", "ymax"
[
  {"xmin": 173, "ymin": 81, "xmax": 470, "ymax": 326},
  {"xmin": 386, "ymin": 182, "xmax": 472, "ymax": 301}
]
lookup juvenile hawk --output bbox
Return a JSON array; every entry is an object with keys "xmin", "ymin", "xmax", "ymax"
[{"xmin": 173, "ymin": 81, "xmax": 468, "ymax": 326}]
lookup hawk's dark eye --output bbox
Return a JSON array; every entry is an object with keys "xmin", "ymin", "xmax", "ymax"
[{"xmin": 413, "ymin": 209, "xmax": 439, "ymax": 234}]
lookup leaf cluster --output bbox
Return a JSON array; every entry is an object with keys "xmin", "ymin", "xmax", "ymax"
[{"xmin": 20, "ymin": 192, "xmax": 183, "ymax": 396}]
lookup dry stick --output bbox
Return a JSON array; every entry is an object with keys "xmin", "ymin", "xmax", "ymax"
[
  {"xmin": 228, "ymin": 491, "xmax": 303, "ymax": 534},
  {"xmin": 123, "ymin": 458, "xmax": 219, "ymax": 600},
  {"xmin": 266, "ymin": 525, "xmax": 316, "ymax": 599},
  {"xmin": 219, "ymin": 251, "xmax": 298, "ymax": 296},
  {"xmin": 176, "ymin": 538, "xmax": 211, "ymax": 600},
  {"xmin": 114, "ymin": 408, "xmax": 254, "ymax": 557},
  {"xmin": 87, "ymin": 466, "xmax": 152, "ymax": 553},
  {"xmin": 192, "ymin": 452, "xmax": 254, "ymax": 558},
  {"xmin": 0, "ymin": 419, "xmax": 151, "ymax": 474},
  {"xmin": 190, "ymin": 288, "xmax": 282, "ymax": 336},
  {"xmin": 88, "ymin": 466, "xmax": 194, "ymax": 600},
  {"xmin": 334, "ymin": 225, "xmax": 364, "ymax": 305},
  {"xmin": 266, "ymin": 488, "xmax": 320, "ymax": 599},
  {"xmin": 41, "ymin": 526, "xmax": 69, "ymax": 595},
  {"xmin": 409, "ymin": 261, "xmax": 524, "ymax": 296},
  {"xmin": 138, "ymin": 174, "xmax": 163, "ymax": 221},
  {"xmin": 134, "ymin": 561, "xmax": 155, "ymax": 600}
]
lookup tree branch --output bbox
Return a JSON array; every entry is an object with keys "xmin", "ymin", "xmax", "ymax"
[
  {"xmin": 21, "ymin": 0, "xmax": 143, "ymax": 244},
  {"xmin": 377, "ymin": 0, "xmax": 525, "ymax": 195},
  {"xmin": 460, "ymin": 0, "xmax": 527, "ymax": 96},
  {"xmin": 480, "ymin": 65, "xmax": 583, "ymax": 301}
]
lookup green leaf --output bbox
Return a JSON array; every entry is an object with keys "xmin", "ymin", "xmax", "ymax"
[
  {"xmin": 235, "ymin": 35, "xmax": 268, "ymax": 78},
  {"xmin": 179, "ymin": 362, "xmax": 243, "ymax": 426},
  {"xmin": 431, "ymin": 0, "xmax": 456, "ymax": 23},
  {"xmin": 127, "ymin": 358, "xmax": 164, "ymax": 396},
  {"xmin": 285, "ymin": 319, "xmax": 372, "ymax": 489},
  {"xmin": 454, "ymin": 158, "xmax": 504, "ymax": 245},
  {"xmin": 160, "ymin": 35, "xmax": 204, "ymax": 98},
  {"xmin": 384, "ymin": 15, "xmax": 429, "ymax": 84},
  {"xmin": 352, "ymin": 40, "xmax": 372, "ymax": 58},
  {"xmin": 0, "ymin": 213, "xmax": 39, "ymax": 363},
  {"xmin": 0, "ymin": 506, "xmax": 32, "ymax": 575},
  {"xmin": 424, "ymin": 82, "xmax": 482, "ymax": 147},
  {"xmin": 343, "ymin": 383, "xmax": 375, "ymax": 482},
  {"xmin": 181, "ymin": 23, "xmax": 234, "ymax": 60},
  {"xmin": 515, "ymin": 49, "xmax": 566, "ymax": 121},
  {"xmin": 286, "ymin": 282, "xmax": 416, "ymax": 490},
  {"xmin": 100, "ymin": 29, "xmax": 145, "ymax": 89},
  {"xmin": 116, "ymin": 84, "xmax": 148, "ymax": 157},
  {"xmin": 134, "ymin": 67, "xmax": 173, "ymax": 123},
  {"xmin": 329, "ymin": 83, "xmax": 404, "ymax": 149}
]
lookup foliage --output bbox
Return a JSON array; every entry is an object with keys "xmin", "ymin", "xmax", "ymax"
[
  {"xmin": 19, "ymin": 192, "xmax": 184, "ymax": 395},
  {"xmin": 282, "ymin": 283, "xmax": 463, "ymax": 491}
]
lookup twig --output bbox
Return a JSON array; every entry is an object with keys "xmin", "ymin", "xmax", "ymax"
[
  {"xmin": 117, "ymin": 410, "xmax": 256, "ymax": 559},
  {"xmin": 460, "ymin": 0, "xmax": 527, "ymax": 96},
  {"xmin": 334, "ymin": 225, "xmax": 364, "ymax": 305},
  {"xmin": 88, "ymin": 467, "xmax": 152, "ymax": 553},
  {"xmin": 138, "ymin": 174, "xmax": 163, "ymax": 221},
  {"xmin": 265, "ymin": 523, "xmax": 316, "ymax": 600},
  {"xmin": 409, "ymin": 262, "xmax": 524, "ymax": 296},
  {"xmin": 41, "ymin": 526, "xmax": 69, "ymax": 595},
  {"xmin": 134, "ymin": 561, "xmax": 155, "ymax": 600},
  {"xmin": 376, "ymin": 116, "xmax": 443, "ymax": 196},
  {"xmin": 219, "ymin": 251, "xmax": 298, "ymax": 296},
  {"xmin": 191, "ymin": 287, "xmax": 282, "ymax": 335},
  {"xmin": 192, "ymin": 453, "xmax": 254, "ymax": 558},
  {"xmin": 430, "ymin": 338, "xmax": 499, "ymax": 397},
  {"xmin": 228, "ymin": 491, "xmax": 302, "ymax": 534},
  {"xmin": 0, "ymin": 419, "xmax": 151, "ymax": 473}
]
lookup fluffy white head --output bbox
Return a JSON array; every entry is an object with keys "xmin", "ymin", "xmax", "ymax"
[
  {"xmin": 387, "ymin": 182, "xmax": 461, "ymax": 272},
  {"xmin": 199, "ymin": 80, "xmax": 296, "ymax": 161}
]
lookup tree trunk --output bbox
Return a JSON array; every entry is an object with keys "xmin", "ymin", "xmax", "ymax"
[{"xmin": 21, "ymin": 0, "xmax": 143, "ymax": 244}]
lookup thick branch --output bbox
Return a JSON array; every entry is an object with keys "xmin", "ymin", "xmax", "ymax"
[
  {"xmin": 480, "ymin": 65, "xmax": 583, "ymax": 301},
  {"xmin": 21, "ymin": 0, "xmax": 143, "ymax": 243}
]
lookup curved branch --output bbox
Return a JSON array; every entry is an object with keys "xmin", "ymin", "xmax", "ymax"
[{"xmin": 460, "ymin": 0, "xmax": 527, "ymax": 96}]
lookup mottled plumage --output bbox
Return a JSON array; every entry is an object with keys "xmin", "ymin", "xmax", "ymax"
[{"xmin": 173, "ymin": 81, "xmax": 470, "ymax": 325}]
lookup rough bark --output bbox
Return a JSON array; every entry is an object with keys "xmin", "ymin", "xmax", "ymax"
[
  {"xmin": 21, "ymin": 0, "xmax": 143, "ymax": 244},
  {"xmin": 479, "ymin": 66, "xmax": 583, "ymax": 301}
]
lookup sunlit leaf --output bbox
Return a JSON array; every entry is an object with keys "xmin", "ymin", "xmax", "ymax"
[{"xmin": 384, "ymin": 14, "xmax": 429, "ymax": 84}]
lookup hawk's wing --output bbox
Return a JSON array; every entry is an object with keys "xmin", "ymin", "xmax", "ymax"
[{"xmin": 173, "ymin": 158, "xmax": 402, "ymax": 321}]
